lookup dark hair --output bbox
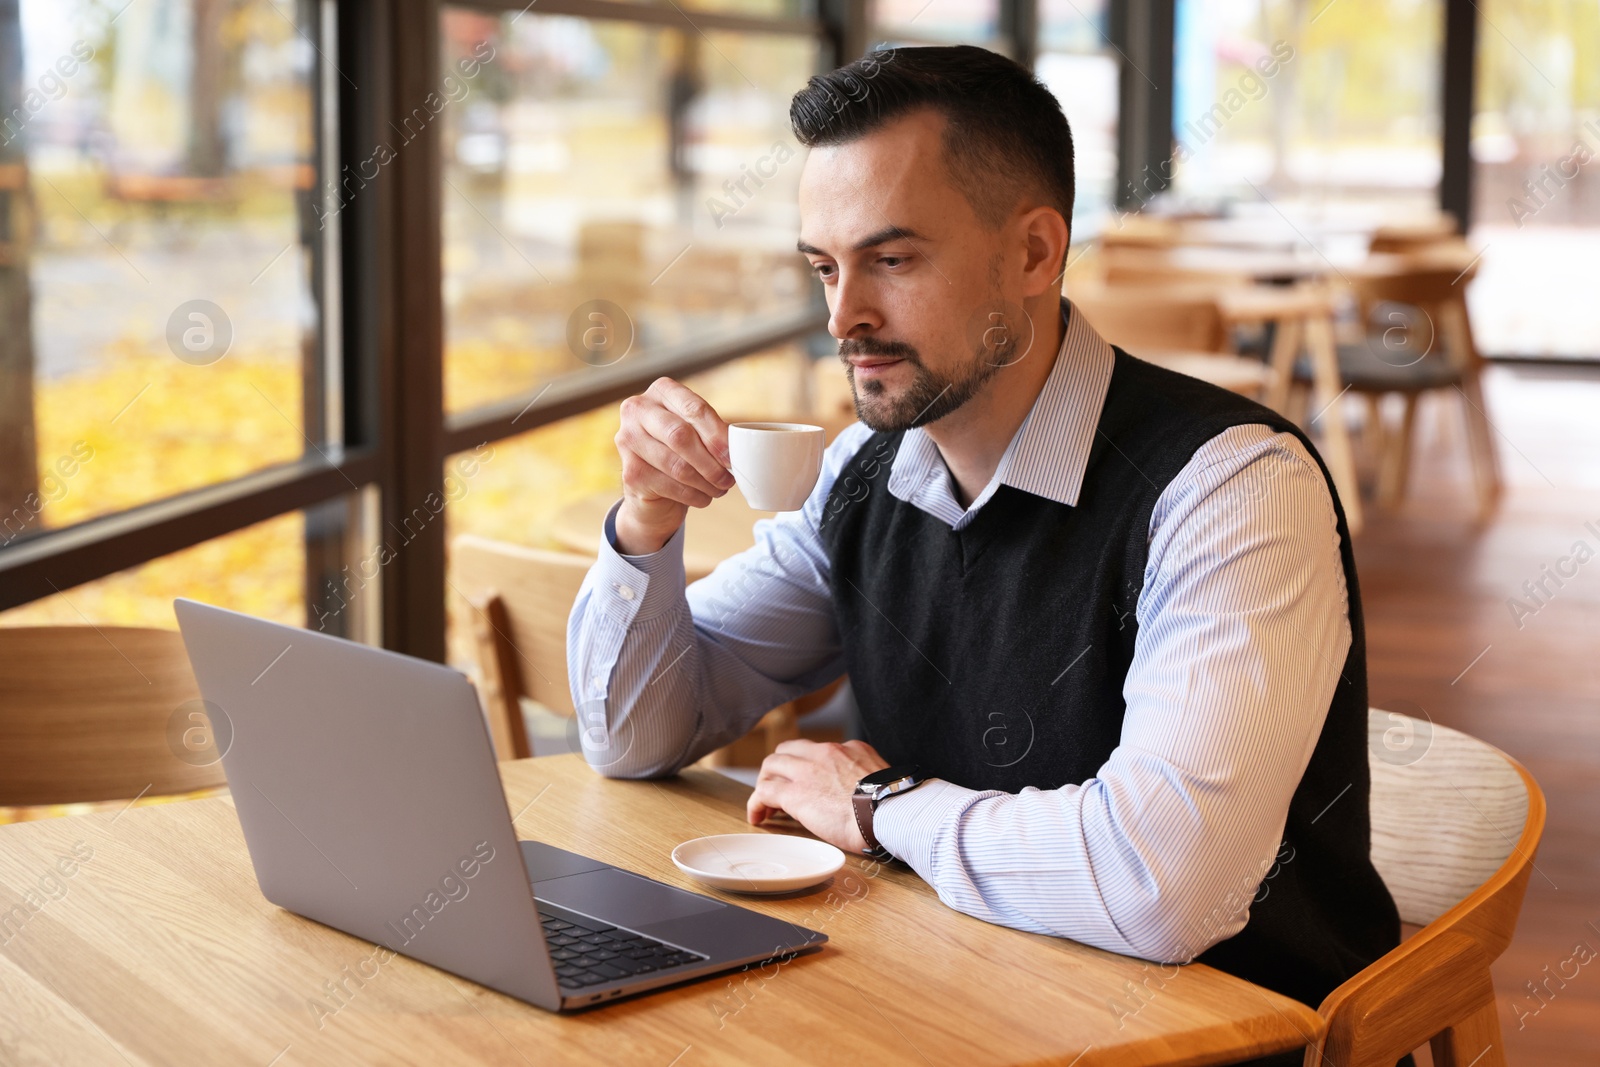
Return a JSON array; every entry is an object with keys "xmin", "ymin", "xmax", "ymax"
[{"xmin": 790, "ymin": 45, "xmax": 1075, "ymax": 233}]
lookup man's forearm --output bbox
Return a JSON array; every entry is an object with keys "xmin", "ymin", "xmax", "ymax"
[
  {"xmin": 567, "ymin": 501, "xmax": 842, "ymax": 777},
  {"xmin": 566, "ymin": 516, "xmax": 708, "ymax": 777},
  {"xmin": 870, "ymin": 765, "xmax": 1281, "ymax": 964},
  {"xmin": 567, "ymin": 423, "xmax": 866, "ymax": 777},
  {"xmin": 870, "ymin": 775, "xmax": 1167, "ymax": 959}
]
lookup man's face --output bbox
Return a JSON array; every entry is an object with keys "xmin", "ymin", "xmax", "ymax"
[{"xmin": 797, "ymin": 109, "xmax": 1023, "ymax": 432}]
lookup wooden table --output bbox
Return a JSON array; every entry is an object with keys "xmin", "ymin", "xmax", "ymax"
[
  {"xmin": 0, "ymin": 755, "xmax": 1324, "ymax": 1066},
  {"xmin": 551, "ymin": 490, "xmax": 773, "ymax": 582},
  {"xmin": 1117, "ymin": 244, "xmax": 1349, "ymax": 285}
]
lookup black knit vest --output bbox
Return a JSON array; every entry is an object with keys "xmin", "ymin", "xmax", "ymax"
[{"xmin": 818, "ymin": 346, "xmax": 1399, "ymax": 1010}]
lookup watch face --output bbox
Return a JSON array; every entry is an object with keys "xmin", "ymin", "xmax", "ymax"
[{"xmin": 861, "ymin": 765, "xmax": 916, "ymax": 789}]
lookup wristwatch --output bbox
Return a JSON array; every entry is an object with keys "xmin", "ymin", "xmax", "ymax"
[{"xmin": 852, "ymin": 766, "xmax": 923, "ymax": 861}]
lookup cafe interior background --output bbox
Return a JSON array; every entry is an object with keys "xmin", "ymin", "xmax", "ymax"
[{"xmin": 0, "ymin": 0, "xmax": 1595, "ymax": 1062}]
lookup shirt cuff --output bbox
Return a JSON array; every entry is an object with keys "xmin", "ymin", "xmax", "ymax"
[
  {"xmin": 871, "ymin": 778, "xmax": 983, "ymax": 874},
  {"xmin": 595, "ymin": 499, "xmax": 688, "ymax": 623}
]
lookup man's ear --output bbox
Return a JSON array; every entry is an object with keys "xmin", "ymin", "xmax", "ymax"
[{"xmin": 1017, "ymin": 206, "xmax": 1071, "ymax": 299}]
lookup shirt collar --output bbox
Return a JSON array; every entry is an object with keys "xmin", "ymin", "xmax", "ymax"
[{"xmin": 886, "ymin": 296, "xmax": 1115, "ymax": 514}]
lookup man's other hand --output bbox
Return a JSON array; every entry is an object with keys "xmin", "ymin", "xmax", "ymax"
[
  {"xmin": 614, "ymin": 377, "xmax": 736, "ymax": 555},
  {"xmin": 746, "ymin": 739, "xmax": 890, "ymax": 854}
]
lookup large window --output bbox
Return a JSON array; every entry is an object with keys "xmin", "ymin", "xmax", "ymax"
[
  {"xmin": 0, "ymin": 0, "xmax": 836, "ymax": 658},
  {"xmin": 434, "ymin": 0, "xmax": 834, "ymax": 670},
  {"xmin": 440, "ymin": 8, "xmax": 819, "ymax": 416},
  {"xmin": 1, "ymin": 0, "xmax": 327, "ymax": 546},
  {"xmin": 1036, "ymin": 0, "xmax": 1119, "ymax": 236},
  {"xmin": 1469, "ymin": 0, "xmax": 1600, "ymax": 358},
  {"xmin": 870, "ymin": 0, "xmax": 1000, "ymax": 47},
  {"xmin": 1171, "ymin": 0, "xmax": 1442, "ymax": 217}
]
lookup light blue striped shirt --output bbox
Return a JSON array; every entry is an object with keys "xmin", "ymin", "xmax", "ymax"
[{"xmin": 567, "ymin": 299, "xmax": 1351, "ymax": 964}]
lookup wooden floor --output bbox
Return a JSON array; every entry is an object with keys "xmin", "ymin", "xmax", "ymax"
[{"xmin": 1349, "ymin": 362, "xmax": 1600, "ymax": 1066}]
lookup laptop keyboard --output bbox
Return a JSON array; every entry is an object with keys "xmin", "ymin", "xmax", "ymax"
[{"xmin": 539, "ymin": 910, "xmax": 707, "ymax": 989}]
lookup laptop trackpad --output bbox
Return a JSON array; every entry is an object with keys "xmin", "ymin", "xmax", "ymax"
[{"xmin": 535, "ymin": 868, "xmax": 727, "ymax": 925}]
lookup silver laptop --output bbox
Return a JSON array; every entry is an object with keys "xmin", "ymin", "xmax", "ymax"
[{"xmin": 173, "ymin": 599, "xmax": 826, "ymax": 1011}]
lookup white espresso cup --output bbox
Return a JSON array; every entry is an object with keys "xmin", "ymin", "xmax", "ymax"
[{"xmin": 727, "ymin": 422, "xmax": 826, "ymax": 512}]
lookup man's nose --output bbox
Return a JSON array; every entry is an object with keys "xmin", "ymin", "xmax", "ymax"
[{"xmin": 828, "ymin": 272, "xmax": 884, "ymax": 340}]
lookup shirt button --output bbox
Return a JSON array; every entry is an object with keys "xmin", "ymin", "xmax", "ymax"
[{"xmin": 613, "ymin": 583, "xmax": 635, "ymax": 600}]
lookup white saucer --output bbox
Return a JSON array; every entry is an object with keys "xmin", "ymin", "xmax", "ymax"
[{"xmin": 671, "ymin": 833, "xmax": 846, "ymax": 894}]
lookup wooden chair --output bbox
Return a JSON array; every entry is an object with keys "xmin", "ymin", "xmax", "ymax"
[
  {"xmin": 1304, "ymin": 709, "xmax": 1546, "ymax": 1067},
  {"xmin": 451, "ymin": 534, "xmax": 827, "ymax": 768},
  {"xmin": 1070, "ymin": 280, "xmax": 1230, "ymax": 352},
  {"xmin": 1320, "ymin": 253, "xmax": 1500, "ymax": 512},
  {"xmin": 1068, "ymin": 281, "xmax": 1272, "ymax": 398},
  {"xmin": 0, "ymin": 627, "xmax": 229, "ymax": 814}
]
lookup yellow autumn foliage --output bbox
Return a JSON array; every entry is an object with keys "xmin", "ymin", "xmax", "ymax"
[{"xmin": 3, "ymin": 337, "xmax": 808, "ymax": 649}]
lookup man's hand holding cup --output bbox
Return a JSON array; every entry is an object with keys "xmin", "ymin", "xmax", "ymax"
[
  {"xmin": 613, "ymin": 377, "xmax": 736, "ymax": 556},
  {"xmin": 613, "ymin": 377, "xmax": 827, "ymax": 556}
]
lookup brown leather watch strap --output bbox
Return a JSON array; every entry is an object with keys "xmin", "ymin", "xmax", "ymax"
[{"xmin": 852, "ymin": 790, "xmax": 893, "ymax": 860}]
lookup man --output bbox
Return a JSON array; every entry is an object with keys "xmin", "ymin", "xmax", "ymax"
[{"xmin": 566, "ymin": 44, "xmax": 1400, "ymax": 1047}]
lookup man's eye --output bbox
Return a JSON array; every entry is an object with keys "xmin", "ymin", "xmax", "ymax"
[
  {"xmin": 810, "ymin": 263, "xmax": 836, "ymax": 280},
  {"xmin": 879, "ymin": 256, "xmax": 907, "ymax": 268}
]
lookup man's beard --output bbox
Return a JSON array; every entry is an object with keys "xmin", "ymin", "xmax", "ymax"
[{"xmin": 840, "ymin": 331, "xmax": 1017, "ymax": 433}]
